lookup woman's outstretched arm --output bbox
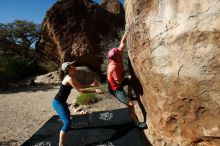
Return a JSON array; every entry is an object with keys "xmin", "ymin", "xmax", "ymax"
[{"xmin": 67, "ymin": 76, "xmax": 102, "ymax": 94}]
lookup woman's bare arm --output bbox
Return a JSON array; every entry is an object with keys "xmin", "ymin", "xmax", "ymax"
[
  {"xmin": 81, "ymin": 81, "xmax": 100, "ymax": 88},
  {"xmin": 67, "ymin": 76, "xmax": 102, "ymax": 93}
]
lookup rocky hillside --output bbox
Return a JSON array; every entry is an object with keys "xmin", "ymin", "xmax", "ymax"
[
  {"xmin": 37, "ymin": 0, "xmax": 124, "ymax": 73},
  {"xmin": 125, "ymin": 0, "xmax": 220, "ymax": 146}
]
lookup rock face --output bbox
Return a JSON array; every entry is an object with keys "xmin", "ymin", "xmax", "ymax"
[
  {"xmin": 75, "ymin": 66, "xmax": 101, "ymax": 85},
  {"xmin": 38, "ymin": 0, "xmax": 124, "ymax": 73},
  {"xmin": 125, "ymin": 0, "xmax": 220, "ymax": 146},
  {"xmin": 34, "ymin": 71, "xmax": 60, "ymax": 85},
  {"xmin": 101, "ymin": 0, "xmax": 124, "ymax": 14}
]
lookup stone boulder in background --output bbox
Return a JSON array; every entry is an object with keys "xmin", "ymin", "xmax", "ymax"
[
  {"xmin": 101, "ymin": 0, "xmax": 124, "ymax": 14},
  {"xmin": 37, "ymin": 0, "xmax": 124, "ymax": 73},
  {"xmin": 75, "ymin": 66, "xmax": 101, "ymax": 85},
  {"xmin": 34, "ymin": 71, "xmax": 60, "ymax": 85},
  {"xmin": 125, "ymin": 0, "xmax": 220, "ymax": 145},
  {"xmin": 34, "ymin": 66, "xmax": 101, "ymax": 85}
]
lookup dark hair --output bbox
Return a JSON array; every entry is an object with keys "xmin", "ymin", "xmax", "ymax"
[
  {"xmin": 59, "ymin": 70, "xmax": 66, "ymax": 80},
  {"xmin": 59, "ymin": 65, "xmax": 72, "ymax": 80}
]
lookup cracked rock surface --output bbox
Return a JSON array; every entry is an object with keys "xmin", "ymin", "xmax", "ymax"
[{"xmin": 125, "ymin": 0, "xmax": 220, "ymax": 145}]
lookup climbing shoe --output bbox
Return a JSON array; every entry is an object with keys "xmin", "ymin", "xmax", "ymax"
[{"xmin": 135, "ymin": 122, "xmax": 148, "ymax": 129}]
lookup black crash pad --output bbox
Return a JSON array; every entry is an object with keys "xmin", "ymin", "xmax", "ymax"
[
  {"xmin": 71, "ymin": 107, "xmax": 133, "ymax": 129},
  {"xmin": 22, "ymin": 108, "xmax": 148, "ymax": 146}
]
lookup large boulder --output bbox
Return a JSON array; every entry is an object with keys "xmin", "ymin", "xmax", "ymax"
[
  {"xmin": 125, "ymin": 0, "xmax": 220, "ymax": 145},
  {"xmin": 101, "ymin": 0, "xmax": 124, "ymax": 14},
  {"xmin": 75, "ymin": 66, "xmax": 101, "ymax": 85},
  {"xmin": 38, "ymin": 0, "xmax": 124, "ymax": 73},
  {"xmin": 34, "ymin": 71, "xmax": 60, "ymax": 85},
  {"xmin": 34, "ymin": 66, "xmax": 101, "ymax": 85}
]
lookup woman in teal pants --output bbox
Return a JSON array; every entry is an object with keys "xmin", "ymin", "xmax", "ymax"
[{"xmin": 53, "ymin": 61, "xmax": 103, "ymax": 146}]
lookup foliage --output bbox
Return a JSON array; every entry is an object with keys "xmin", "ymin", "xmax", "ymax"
[
  {"xmin": 38, "ymin": 61, "xmax": 58, "ymax": 73},
  {"xmin": 0, "ymin": 20, "xmax": 43, "ymax": 83},
  {"xmin": 0, "ymin": 20, "xmax": 40, "ymax": 58},
  {"xmin": 76, "ymin": 93, "xmax": 99, "ymax": 105},
  {"xmin": 0, "ymin": 54, "xmax": 44, "ymax": 83}
]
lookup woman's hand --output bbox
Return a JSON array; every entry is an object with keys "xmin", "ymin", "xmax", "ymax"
[
  {"xmin": 95, "ymin": 89, "xmax": 103, "ymax": 94},
  {"xmin": 91, "ymin": 81, "xmax": 100, "ymax": 87}
]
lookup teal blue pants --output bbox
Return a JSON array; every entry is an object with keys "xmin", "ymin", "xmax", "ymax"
[{"xmin": 52, "ymin": 99, "xmax": 71, "ymax": 133}]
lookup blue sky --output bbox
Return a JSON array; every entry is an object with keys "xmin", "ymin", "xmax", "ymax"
[{"xmin": 0, "ymin": 0, "xmax": 124, "ymax": 24}]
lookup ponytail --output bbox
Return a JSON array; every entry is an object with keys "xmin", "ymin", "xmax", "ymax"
[{"xmin": 59, "ymin": 70, "xmax": 66, "ymax": 81}]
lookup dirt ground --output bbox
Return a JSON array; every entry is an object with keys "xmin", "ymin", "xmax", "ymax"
[{"xmin": 0, "ymin": 85, "xmax": 127, "ymax": 146}]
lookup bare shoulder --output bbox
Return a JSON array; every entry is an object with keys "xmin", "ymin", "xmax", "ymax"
[{"xmin": 62, "ymin": 75, "xmax": 72, "ymax": 84}]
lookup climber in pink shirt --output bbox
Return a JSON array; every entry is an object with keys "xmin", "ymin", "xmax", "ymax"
[{"xmin": 107, "ymin": 32, "xmax": 147, "ymax": 129}]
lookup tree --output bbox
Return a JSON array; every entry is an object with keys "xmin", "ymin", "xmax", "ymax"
[
  {"xmin": 0, "ymin": 20, "xmax": 40, "ymax": 58},
  {"xmin": 0, "ymin": 20, "xmax": 41, "ymax": 83}
]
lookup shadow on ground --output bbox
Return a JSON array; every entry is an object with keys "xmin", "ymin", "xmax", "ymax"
[{"xmin": 0, "ymin": 84, "xmax": 58, "ymax": 94}]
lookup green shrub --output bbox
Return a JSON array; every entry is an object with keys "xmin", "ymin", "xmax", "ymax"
[
  {"xmin": 76, "ymin": 93, "xmax": 99, "ymax": 105},
  {"xmin": 0, "ymin": 54, "xmax": 46, "ymax": 83}
]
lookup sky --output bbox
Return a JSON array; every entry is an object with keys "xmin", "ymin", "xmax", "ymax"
[{"xmin": 0, "ymin": 0, "xmax": 124, "ymax": 24}]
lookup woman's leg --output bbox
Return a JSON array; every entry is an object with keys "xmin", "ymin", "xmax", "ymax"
[
  {"xmin": 52, "ymin": 100, "xmax": 71, "ymax": 146},
  {"xmin": 59, "ymin": 131, "xmax": 65, "ymax": 146}
]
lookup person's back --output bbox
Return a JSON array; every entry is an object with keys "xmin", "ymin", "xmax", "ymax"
[
  {"xmin": 107, "ymin": 61, "xmax": 120, "ymax": 90},
  {"xmin": 54, "ymin": 83, "xmax": 72, "ymax": 103}
]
